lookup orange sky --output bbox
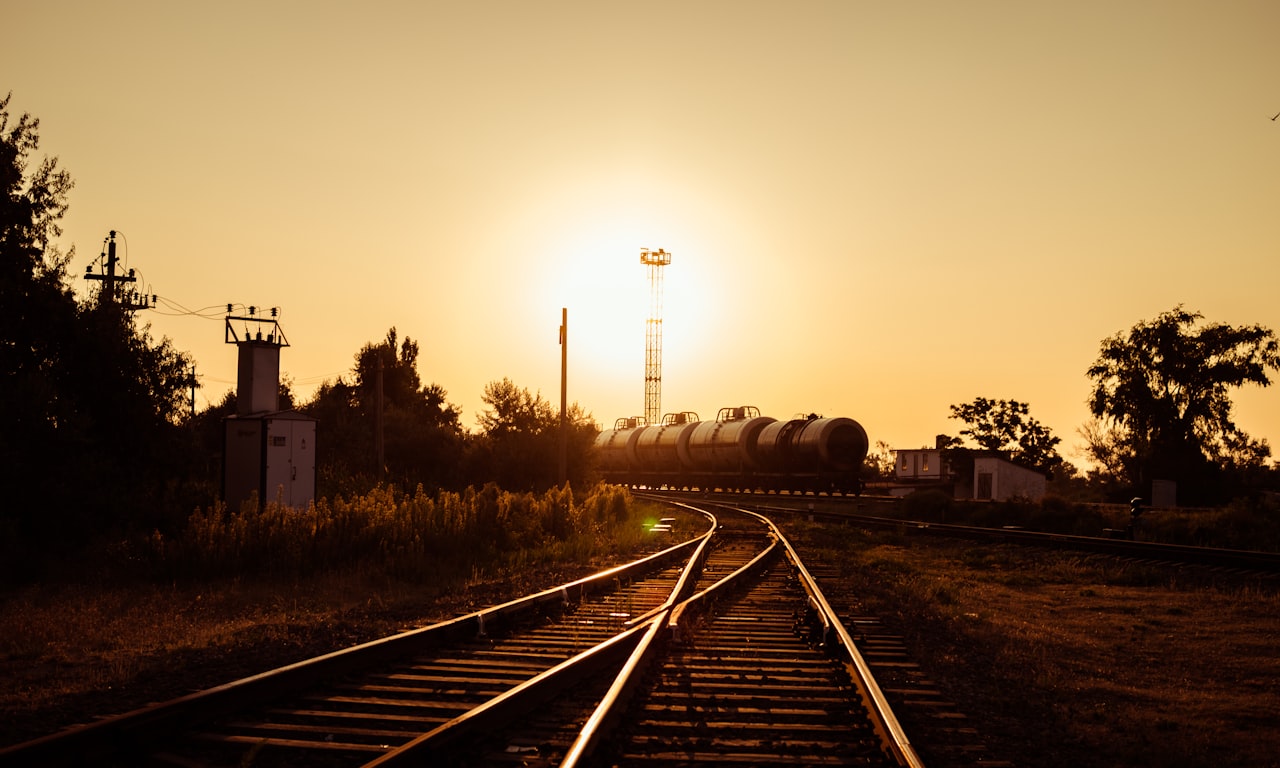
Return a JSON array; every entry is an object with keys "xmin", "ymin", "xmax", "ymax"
[{"xmin": 6, "ymin": 1, "xmax": 1279, "ymax": 466}]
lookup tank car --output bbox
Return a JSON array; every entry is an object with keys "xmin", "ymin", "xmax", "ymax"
[
  {"xmin": 683, "ymin": 406, "xmax": 776, "ymax": 490},
  {"xmin": 754, "ymin": 415, "xmax": 869, "ymax": 492},
  {"xmin": 594, "ymin": 405, "xmax": 869, "ymax": 493},
  {"xmin": 594, "ymin": 412, "xmax": 699, "ymax": 488},
  {"xmin": 632, "ymin": 411, "xmax": 699, "ymax": 487},
  {"xmin": 593, "ymin": 417, "xmax": 646, "ymax": 476}
]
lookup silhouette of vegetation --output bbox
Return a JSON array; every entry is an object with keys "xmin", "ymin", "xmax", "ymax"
[
  {"xmin": 862, "ymin": 440, "xmax": 897, "ymax": 482},
  {"xmin": 1084, "ymin": 306, "xmax": 1279, "ymax": 504},
  {"xmin": 467, "ymin": 377, "xmax": 599, "ymax": 491},
  {"xmin": 1, "ymin": 94, "xmax": 191, "ymax": 574},
  {"xmin": 147, "ymin": 483, "xmax": 638, "ymax": 583},
  {"xmin": 303, "ymin": 328, "xmax": 464, "ymax": 496},
  {"xmin": 299, "ymin": 335, "xmax": 599, "ymax": 496},
  {"xmin": 942, "ymin": 397, "xmax": 1065, "ymax": 476}
]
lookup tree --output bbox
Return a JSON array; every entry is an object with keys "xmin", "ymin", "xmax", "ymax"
[
  {"xmin": 2, "ymin": 94, "xmax": 195, "ymax": 552},
  {"xmin": 1, "ymin": 93, "xmax": 79, "ymax": 511},
  {"xmin": 303, "ymin": 328, "xmax": 463, "ymax": 494},
  {"xmin": 470, "ymin": 378, "xmax": 598, "ymax": 490},
  {"xmin": 946, "ymin": 397, "xmax": 1064, "ymax": 475},
  {"xmin": 862, "ymin": 440, "xmax": 897, "ymax": 482},
  {"xmin": 1085, "ymin": 306, "xmax": 1279, "ymax": 503}
]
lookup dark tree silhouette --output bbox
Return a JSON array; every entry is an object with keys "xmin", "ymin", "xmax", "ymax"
[
  {"xmin": 469, "ymin": 377, "xmax": 598, "ymax": 490},
  {"xmin": 946, "ymin": 397, "xmax": 1064, "ymax": 475},
  {"xmin": 1, "ymin": 94, "xmax": 193, "ymax": 557},
  {"xmin": 1, "ymin": 94, "xmax": 79, "ymax": 525},
  {"xmin": 1085, "ymin": 306, "xmax": 1278, "ymax": 503},
  {"xmin": 304, "ymin": 328, "xmax": 463, "ymax": 494}
]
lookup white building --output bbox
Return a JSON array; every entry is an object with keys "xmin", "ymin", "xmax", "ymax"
[
  {"xmin": 893, "ymin": 448, "xmax": 1047, "ymax": 501},
  {"xmin": 969, "ymin": 455, "xmax": 1047, "ymax": 501}
]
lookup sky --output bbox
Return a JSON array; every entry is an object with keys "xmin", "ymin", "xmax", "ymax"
[{"xmin": 5, "ymin": 0, "xmax": 1280, "ymax": 466}]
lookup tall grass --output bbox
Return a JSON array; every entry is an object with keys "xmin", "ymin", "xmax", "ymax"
[
  {"xmin": 148, "ymin": 483, "xmax": 642, "ymax": 583},
  {"xmin": 892, "ymin": 490, "xmax": 1280, "ymax": 551}
]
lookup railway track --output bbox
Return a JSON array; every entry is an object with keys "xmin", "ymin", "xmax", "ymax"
[
  {"xmin": 1, "ymin": 504, "xmax": 923, "ymax": 768},
  {"xmin": 650, "ymin": 491, "xmax": 1280, "ymax": 575}
]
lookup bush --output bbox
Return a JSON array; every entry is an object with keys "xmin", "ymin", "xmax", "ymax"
[
  {"xmin": 149, "ymin": 483, "xmax": 641, "ymax": 582},
  {"xmin": 1029, "ymin": 496, "xmax": 1107, "ymax": 536},
  {"xmin": 902, "ymin": 490, "xmax": 953, "ymax": 522}
]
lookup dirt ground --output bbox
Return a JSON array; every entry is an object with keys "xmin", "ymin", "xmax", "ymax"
[
  {"xmin": 3, "ymin": 529, "xmax": 1278, "ymax": 767},
  {"xmin": 0, "ymin": 565, "xmax": 607, "ymax": 749},
  {"xmin": 784, "ymin": 523, "xmax": 1280, "ymax": 768}
]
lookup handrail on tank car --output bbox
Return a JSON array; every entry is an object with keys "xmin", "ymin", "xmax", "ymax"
[
  {"xmin": 662, "ymin": 411, "xmax": 699, "ymax": 425},
  {"xmin": 717, "ymin": 405, "xmax": 760, "ymax": 421}
]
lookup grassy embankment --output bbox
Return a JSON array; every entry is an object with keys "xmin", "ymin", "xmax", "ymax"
[{"xmin": 877, "ymin": 490, "xmax": 1280, "ymax": 552}]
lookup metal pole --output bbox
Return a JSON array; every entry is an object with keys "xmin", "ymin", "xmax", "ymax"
[
  {"xmin": 559, "ymin": 307, "xmax": 568, "ymax": 486},
  {"xmin": 375, "ymin": 357, "xmax": 385, "ymax": 479},
  {"xmin": 105, "ymin": 231, "xmax": 118, "ymax": 304}
]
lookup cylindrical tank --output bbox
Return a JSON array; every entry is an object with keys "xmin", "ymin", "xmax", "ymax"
[
  {"xmin": 757, "ymin": 416, "xmax": 869, "ymax": 473},
  {"xmin": 633, "ymin": 421, "xmax": 699, "ymax": 474},
  {"xmin": 755, "ymin": 418, "xmax": 804, "ymax": 472},
  {"xmin": 593, "ymin": 425, "xmax": 644, "ymax": 473},
  {"xmin": 685, "ymin": 410, "xmax": 776, "ymax": 473},
  {"xmin": 793, "ymin": 416, "xmax": 869, "ymax": 471}
]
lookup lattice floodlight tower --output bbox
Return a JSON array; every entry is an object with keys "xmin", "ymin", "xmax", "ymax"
[{"xmin": 641, "ymin": 248, "xmax": 671, "ymax": 427}]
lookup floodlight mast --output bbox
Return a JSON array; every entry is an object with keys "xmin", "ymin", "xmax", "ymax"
[{"xmin": 640, "ymin": 248, "xmax": 671, "ymax": 427}]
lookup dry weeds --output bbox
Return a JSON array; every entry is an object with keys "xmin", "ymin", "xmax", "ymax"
[
  {"xmin": 787, "ymin": 523, "xmax": 1280, "ymax": 768},
  {"xmin": 0, "ymin": 562, "xmax": 619, "ymax": 748}
]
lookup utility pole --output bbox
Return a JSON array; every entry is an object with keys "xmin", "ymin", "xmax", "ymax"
[
  {"xmin": 559, "ymin": 307, "xmax": 568, "ymax": 486},
  {"xmin": 83, "ymin": 230, "xmax": 153, "ymax": 310},
  {"xmin": 375, "ymin": 356, "xmax": 385, "ymax": 478},
  {"xmin": 189, "ymin": 365, "xmax": 198, "ymax": 417},
  {"xmin": 641, "ymin": 248, "xmax": 671, "ymax": 426}
]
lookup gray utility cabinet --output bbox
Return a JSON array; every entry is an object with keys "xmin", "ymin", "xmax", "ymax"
[{"xmin": 224, "ymin": 411, "xmax": 316, "ymax": 509}]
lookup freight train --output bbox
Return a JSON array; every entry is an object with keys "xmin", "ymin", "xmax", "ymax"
[{"xmin": 594, "ymin": 406, "xmax": 869, "ymax": 493}]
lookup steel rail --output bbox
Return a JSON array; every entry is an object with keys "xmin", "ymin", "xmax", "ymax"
[
  {"xmin": 673, "ymin": 492, "xmax": 1280, "ymax": 573},
  {"xmin": 361, "ymin": 621, "xmax": 655, "ymax": 766},
  {"xmin": 406, "ymin": 501, "xmax": 919, "ymax": 767},
  {"xmin": 851, "ymin": 512, "xmax": 1280, "ymax": 571},
  {"xmin": 562, "ymin": 509, "xmax": 781, "ymax": 767},
  {"xmin": 561, "ymin": 502, "xmax": 923, "ymax": 767},
  {"xmin": 360, "ymin": 505, "xmax": 721, "ymax": 766},
  {"xmin": 0, "ymin": 531, "xmax": 712, "ymax": 767},
  {"xmin": 750, "ymin": 507, "xmax": 927, "ymax": 768},
  {"xmin": 560, "ymin": 614, "xmax": 669, "ymax": 767}
]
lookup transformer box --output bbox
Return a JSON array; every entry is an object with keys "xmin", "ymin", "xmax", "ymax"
[{"xmin": 223, "ymin": 411, "xmax": 317, "ymax": 510}]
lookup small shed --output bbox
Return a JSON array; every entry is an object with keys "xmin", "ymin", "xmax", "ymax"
[
  {"xmin": 968, "ymin": 455, "xmax": 1047, "ymax": 501},
  {"xmin": 892, "ymin": 447, "xmax": 1047, "ymax": 501}
]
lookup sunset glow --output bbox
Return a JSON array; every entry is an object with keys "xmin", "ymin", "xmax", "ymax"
[{"xmin": 6, "ymin": 1, "xmax": 1279, "ymax": 457}]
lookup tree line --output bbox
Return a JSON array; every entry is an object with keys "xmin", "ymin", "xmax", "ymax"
[
  {"xmin": 905, "ymin": 307, "xmax": 1279, "ymax": 505},
  {"xmin": 4, "ymin": 92, "xmax": 1278, "ymax": 568},
  {"xmin": 187, "ymin": 327, "xmax": 600, "ymax": 502}
]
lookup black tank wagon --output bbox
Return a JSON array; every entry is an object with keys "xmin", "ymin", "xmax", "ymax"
[{"xmin": 594, "ymin": 405, "xmax": 869, "ymax": 493}]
